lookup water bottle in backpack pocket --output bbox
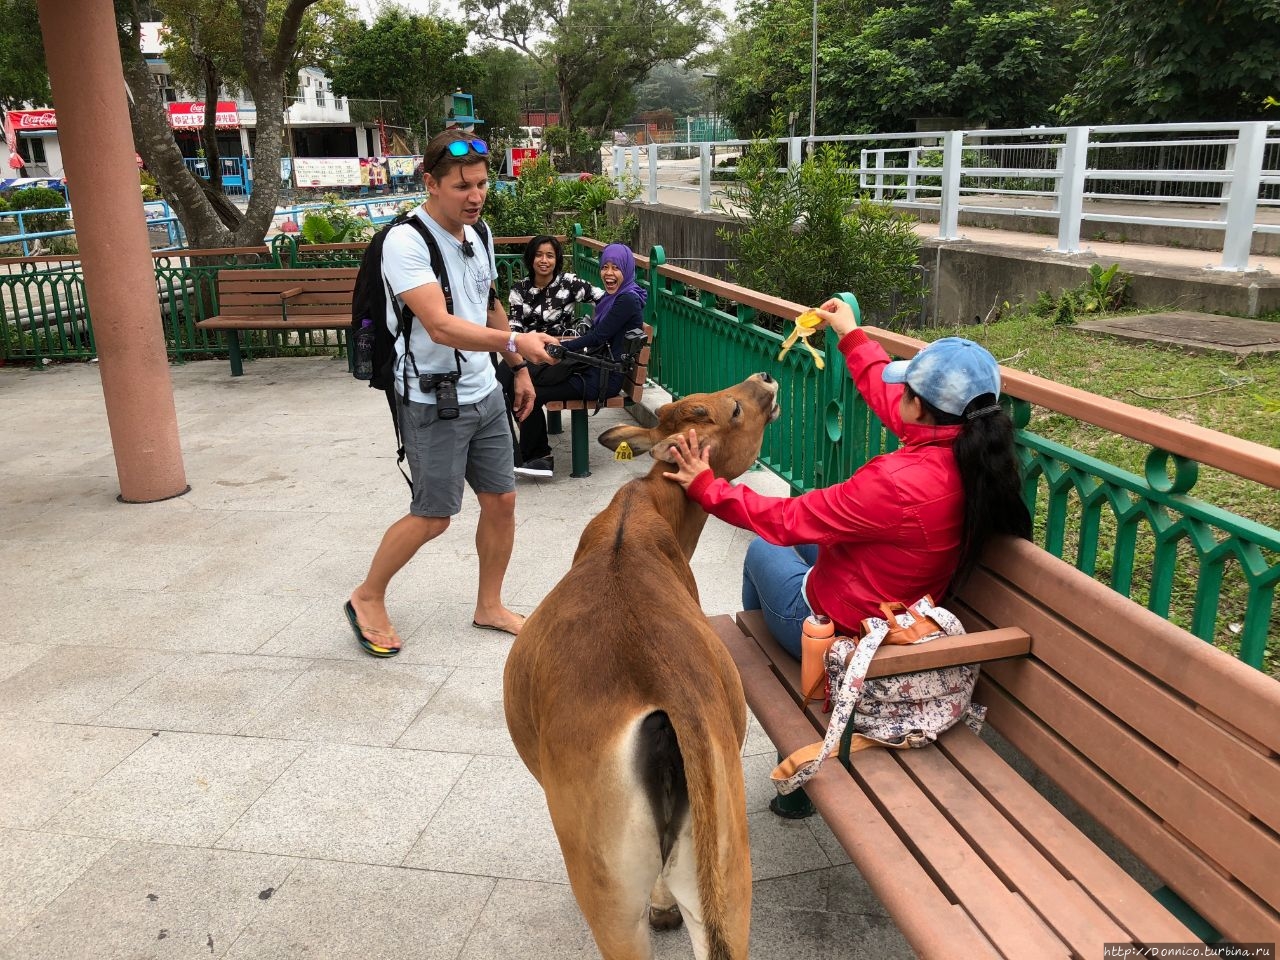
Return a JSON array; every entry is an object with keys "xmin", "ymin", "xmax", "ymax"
[{"xmin": 354, "ymin": 319, "xmax": 375, "ymax": 380}]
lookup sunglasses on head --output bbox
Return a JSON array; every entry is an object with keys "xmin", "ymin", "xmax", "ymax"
[{"xmin": 428, "ymin": 139, "xmax": 489, "ymax": 173}]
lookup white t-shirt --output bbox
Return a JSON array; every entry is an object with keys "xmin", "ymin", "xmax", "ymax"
[{"xmin": 381, "ymin": 206, "xmax": 498, "ymax": 405}]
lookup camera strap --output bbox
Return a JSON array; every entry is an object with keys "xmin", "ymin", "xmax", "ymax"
[{"xmin": 386, "ymin": 215, "xmax": 468, "ymax": 490}]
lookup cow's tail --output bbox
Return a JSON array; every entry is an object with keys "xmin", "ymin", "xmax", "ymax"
[{"xmin": 637, "ymin": 707, "xmax": 745, "ymax": 960}]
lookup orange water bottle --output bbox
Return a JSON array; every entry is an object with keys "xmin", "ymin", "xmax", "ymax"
[{"xmin": 800, "ymin": 614, "xmax": 836, "ymax": 703}]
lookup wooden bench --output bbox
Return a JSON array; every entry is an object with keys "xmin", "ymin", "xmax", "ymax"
[
  {"xmin": 545, "ymin": 323, "xmax": 652, "ymax": 478},
  {"xmin": 712, "ymin": 536, "xmax": 1280, "ymax": 958},
  {"xmin": 195, "ymin": 268, "xmax": 356, "ymax": 376}
]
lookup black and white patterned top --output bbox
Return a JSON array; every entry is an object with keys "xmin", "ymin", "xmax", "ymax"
[{"xmin": 507, "ymin": 273, "xmax": 604, "ymax": 337}]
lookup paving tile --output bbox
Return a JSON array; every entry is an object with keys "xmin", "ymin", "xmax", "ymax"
[
  {"xmin": 747, "ymin": 808, "xmax": 831, "ymax": 881},
  {"xmin": 94, "ymin": 654, "xmax": 312, "ymax": 734},
  {"xmin": 0, "ymin": 842, "xmax": 295, "ymax": 960},
  {"xmin": 456, "ymin": 878, "xmax": 597, "ymax": 960},
  {"xmin": 0, "ymin": 643, "xmax": 50, "ymax": 683},
  {"xmin": 746, "ymin": 902, "xmax": 912, "ymax": 960},
  {"xmin": 397, "ymin": 601, "xmax": 522, "ymax": 668},
  {"xmin": 0, "ymin": 590, "xmax": 311, "ymax": 655},
  {"xmin": 808, "ymin": 814, "xmax": 853, "ymax": 867},
  {"xmin": 742, "ymin": 709, "xmax": 775, "ymax": 758},
  {"xmin": 742, "ymin": 752, "xmax": 782, "ymax": 815},
  {"xmin": 216, "ymin": 742, "xmax": 470, "ymax": 866},
  {"xmin": 0, "ymin": 646, "xmax": 179, "ymax": 724},
  {"xmin": 752, "ymin": 864, "xmax": 889, "ymax": 918},
  {"xmin": 252, "ymin": 597, "xmax": 437, "ymax": 663},
  {"xmin": 0, "ymin": 722, "xmax": 156, "ymax": 833},
  {"xmin": 45, "ymin": 732, "xmax": 306, "ymax": 847},
  {"xmin": 223, "ymin": 859, "xmax": 494, "ymax": 960},
  {"xmin": 0, "ymin": 829, "xmax": 114, "ymax": 942},
  {"xmin": 396, "ymin": 665, "xmax": 517, "ymax": 757},
  {"xmin": 403, "ymin": 755, "xmax": 567, "ymax": 883},
  {"xmin": 236, "ymin": 660, "xmax": 450, "ymax": 746}
]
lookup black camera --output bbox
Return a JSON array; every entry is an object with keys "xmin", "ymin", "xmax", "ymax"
[
  {"xmin": 420, "ymin": 372, "xmax": 462, "ymax": 420},
  {"xmin": 619, "ymin": 327, "xmax": 647, "ymax": 372}
]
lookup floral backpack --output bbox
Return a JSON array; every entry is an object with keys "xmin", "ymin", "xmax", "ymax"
[{"xmin": 772, "ymin": 596, "xmax": 987, "ymax": 796}]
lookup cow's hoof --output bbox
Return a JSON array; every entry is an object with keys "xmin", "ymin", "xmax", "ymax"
[{"xmin": 648, "ymin": 904, "xmax": 683, "ymax": 930}]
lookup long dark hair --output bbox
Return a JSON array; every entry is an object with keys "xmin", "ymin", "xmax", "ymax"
[
  {"xmin": 907, "ymin": 385, "xmax": 1032, "ymax": 587},
  {"xmin": 522, "ymin": 235, "xmax": 564, "ymax": 279}
]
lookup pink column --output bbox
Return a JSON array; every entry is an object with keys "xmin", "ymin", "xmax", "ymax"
[{"xmin": 37, "ymin": 0, "xmax": 187, "ymax": 502}]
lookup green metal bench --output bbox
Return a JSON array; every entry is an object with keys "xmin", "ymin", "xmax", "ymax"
[{"xmin": 545, "ymin": 323, "xmax": 652, "ymax": 478}]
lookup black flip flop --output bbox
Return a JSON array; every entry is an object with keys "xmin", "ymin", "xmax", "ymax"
[{"xmin": 344, "ymin": 601, "xmax": 401, "ymax": 657}]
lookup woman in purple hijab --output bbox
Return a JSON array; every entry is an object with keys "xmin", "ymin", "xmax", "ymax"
[{"xmin": 513, "ymin": 242, "xmax": 647, "ymax": 477}]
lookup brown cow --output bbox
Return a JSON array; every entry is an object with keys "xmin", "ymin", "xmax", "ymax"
[{"xmin": 504, "ymin": 373, "xmax": 780, "ymax": 960}]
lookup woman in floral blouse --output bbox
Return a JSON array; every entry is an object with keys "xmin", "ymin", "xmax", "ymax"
[{"xmin": 506, "ymin": 235, "xmax": 602, "ymax": 337}]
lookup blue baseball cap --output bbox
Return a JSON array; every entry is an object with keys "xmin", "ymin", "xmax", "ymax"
[{"xmin": 881, "ymin": 337, "xmax": 1001, "ymax": 417}]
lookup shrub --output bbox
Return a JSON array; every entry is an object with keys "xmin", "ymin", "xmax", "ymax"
[
  {"xmin": 6, "ymin": 186, "xmax": 69, "ymax": 233},
  {"xmin": 485, "ymin": 154, "xmax": 637, "ymax": 245},
  {"xmin": 140, "ymin": 170, "xmax": 160, "ymax": 202},
  {"xmin": 299, "ymin": 194, "xmax": 373, "ymax": 244},
  {"xmin": 716, "ymin": 137, "xmax": 923, "ymax": 327}
]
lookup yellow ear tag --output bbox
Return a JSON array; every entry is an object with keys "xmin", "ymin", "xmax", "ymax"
[
  {"xmin": 614, "ymin": 441, "xmax": 634, "ymax": 461},
  {"xmin": 776, "ymin": 310, "xmax": 826, "ymax": 370}
]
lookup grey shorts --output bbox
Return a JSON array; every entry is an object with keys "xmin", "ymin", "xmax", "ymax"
[{"xmin": 397, "ymin": 387, "xmax": 516, "ymax": 517}]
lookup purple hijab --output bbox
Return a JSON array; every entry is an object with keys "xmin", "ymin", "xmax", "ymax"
[{"xmin": 593, "ymin": 243, "xmax": 647, "ymax": 326}]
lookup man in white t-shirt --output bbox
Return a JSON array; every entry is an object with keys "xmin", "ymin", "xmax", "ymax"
[{"xmin": 345, "ymin": 129, "xmax": 561, "ymax": 656}]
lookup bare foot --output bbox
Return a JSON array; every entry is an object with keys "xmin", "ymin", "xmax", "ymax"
[
  {"xmin": 349, "ymin": 590, "xmax": 402, "ymax": 652},
  {"xmin": 471, "ymin": 608, "xmax": 525, "ymax": 636}
]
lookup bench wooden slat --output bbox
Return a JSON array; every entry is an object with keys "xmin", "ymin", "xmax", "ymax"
[
  {"xmin": 936, "ymin": 732, "xmax": 1200, "ymax": 945},
  {"xmin": 900, "ymin": 740, "xmax": 1135, "ymax": 952},
  {"xmin": 984, "ymin": 658, "xmax": 1280, "ymax": 914},
  {"xmin": 978, "ymin": 678, "xmax": 1280, "ymax": 944},
  {"xmin": 215, "ymin": 268, "xmax": 358, "ymax": 281},
  {"xmin": 962, "ymin": 566, "xmax": 1280, "ymax": 836},
  {"xmin": 979, "ymin": 541, "xmax": 1280, "ymax": 755},
  {"xmin": 735, "ymin": 609, "xmax": 1031, "ymax": 681},
  {"xmin": 195, "ymin": 318, "xmax": 348, "ymax": 330},
  {"xmin": 213, "ymin": 303, "xmax": 352, "ymax": 316},
  {"xmin": 710, "ymin": 616, "xmax": 1005, "ymax": 960},
  {"xmin": 219, "ymin": 283, "xmax": 356, "ymax": 298},
  {"xmin": 850, "ymin": 747, "xmax": 1072, "ymax": 958}
]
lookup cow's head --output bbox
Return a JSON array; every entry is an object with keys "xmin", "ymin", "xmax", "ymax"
[{"xmin": 599, "ymin": 373, "xmax": 780, "ymax": 480}]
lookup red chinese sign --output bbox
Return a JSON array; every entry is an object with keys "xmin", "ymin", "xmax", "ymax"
[
  {"xmin": 7, "ymin": 109, "xmax": 58, "ymax": 131},
  {"xmin": 508, "ymin": 147, "xmax": 540, "ymax": 177},
  {"xmin": 167, "ymin": 102, "xmax": 239, "ymax": 130}
]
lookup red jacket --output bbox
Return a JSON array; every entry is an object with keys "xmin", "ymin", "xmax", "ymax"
[{"xmin": 686, "ymin": 328, "xmax": 964, "ymax": 634}]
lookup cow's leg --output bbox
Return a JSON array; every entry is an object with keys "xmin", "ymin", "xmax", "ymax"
[
  {"xmin": 546, "ymin": 788, "xmax": 661, "ymax": 960},
  {"xmin": 660, "ymin": 823, "xmax": 713, "ymax": 959},
  {"xmin": 648, "ymin": 874, "xmax": 683, "ymax": 930}
]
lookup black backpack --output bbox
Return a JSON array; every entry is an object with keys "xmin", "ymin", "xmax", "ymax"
[{"xmin": 350, "ymin": 212, "xmax": 492, "ymax": 483}]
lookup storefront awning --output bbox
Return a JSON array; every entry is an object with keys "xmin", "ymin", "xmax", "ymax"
[{"xmin": 7, "ymin": 109, "xmax": 58, "ymax": 131}]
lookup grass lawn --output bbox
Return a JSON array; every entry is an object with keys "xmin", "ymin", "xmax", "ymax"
[{"xmin": 917, "ymin": 312, "xmax": 1280, "ymax": 676}]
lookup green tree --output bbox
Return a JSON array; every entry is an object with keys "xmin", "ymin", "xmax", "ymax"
[
  {"xmin": 716, "ymin": 135, "xmax": 922, "ymax": 325},
  {"xmin": 826, "ymin": 0, "xmax": 1079, "ymax": 132},
  {"xmin": 633, "ymin": 62, "xmax": 708, "ymax": 117},
  {"xmin": 0, "ymin": 0, "xmax": 50, "ymax": 110},
  {"xmin": 115, "ymin": 0, "xmax": 352, "ymax": 249},
  {"xmin": 327, "ymin": 7, "xmax": 476, "ymax": 144},
  {"xmin": 1058, "ymin": 0, "xmax": 1280, "ymax": 123},
  {"xmin": 719, "ymin": 0, "xmax": 1079, "ymax": 136},
  {"xmin": 471, "ymin": 44, "xmax": 548, "ymax": 141},
  {"xmin": 463, "ymin": 0, "xmax": 721, "ymax": 140}
]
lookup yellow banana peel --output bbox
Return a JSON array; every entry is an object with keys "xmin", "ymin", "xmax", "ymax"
[{"xmin": 776, "ymin": 310, "xmax": 826, "ymax": 369}]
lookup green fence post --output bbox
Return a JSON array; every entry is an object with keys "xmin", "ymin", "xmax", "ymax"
[{"xmin": 570, "ymin": 410, "xmax": 591, "ymax": 478}]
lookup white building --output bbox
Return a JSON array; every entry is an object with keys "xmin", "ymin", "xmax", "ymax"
[{"xmin": 2, "ymin": 23, "xmax": 378, "ymax": 187}]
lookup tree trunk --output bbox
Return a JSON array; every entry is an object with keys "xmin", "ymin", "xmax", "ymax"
[
  {"xmin": 200, "ymin": 57, "xmax": 223, "ymax": 192},
  {"xmin": 117, "ymin": 16, "xmax": 235, "ymax": 249}
]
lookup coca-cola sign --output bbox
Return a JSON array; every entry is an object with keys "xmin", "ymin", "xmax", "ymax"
[
  {"xmin": 167, "ymin": 102, "xmax": 239, "ymax": 130},
  {"xmin": 8, "ymin": 109, "xmax": 58, "ymax": 131}
]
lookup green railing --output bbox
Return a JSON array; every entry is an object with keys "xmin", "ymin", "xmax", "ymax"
[
  {"xmin": 6, "ymin": 233, "xmax": 1277, "ymax": 670},
  {"xmin": 572, "ymin": 236, "xmax": 1280, "ymax": 672},
  {"xmin": 0, "ymin": 235, "xmax": 527, "ymax": 365}
]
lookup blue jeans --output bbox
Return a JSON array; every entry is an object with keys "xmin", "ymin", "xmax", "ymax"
[{"xmin": 741, "ymin": 539, "xmax": 818, "ymax": 660}]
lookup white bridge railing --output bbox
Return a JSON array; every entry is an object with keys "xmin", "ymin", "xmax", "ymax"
[{"xmin": 611, "ymin": 121, "xmax": 1280, "ymax": 272}]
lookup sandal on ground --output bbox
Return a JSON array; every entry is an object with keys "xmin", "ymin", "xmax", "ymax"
[{"xmin": 344, "ymin": 601, "xmax": 402, "ymax": 658}]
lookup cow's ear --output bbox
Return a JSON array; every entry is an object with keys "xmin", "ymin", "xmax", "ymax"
[{"xmin": 599, "ymin": 423, "xmax": 659, "ymax": 454}]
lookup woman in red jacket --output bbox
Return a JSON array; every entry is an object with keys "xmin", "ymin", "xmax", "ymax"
[{"xmin": 665, "ymin": 296, "xmax": 1031, "ymax": 658}]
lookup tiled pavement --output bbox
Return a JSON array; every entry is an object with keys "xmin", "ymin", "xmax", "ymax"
[{"xmin": 0, "ymin": 357, "xmax": 912, "ymax": 959}]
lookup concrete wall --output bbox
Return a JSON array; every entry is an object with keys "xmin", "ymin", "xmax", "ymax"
[
  {"xmin": 609, "ymin": 200, "xmax": 1280, "ymax": 322},
  {"xmin": 922, "ymin": 240, "xmax": 1280, "ymax": 324}
]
